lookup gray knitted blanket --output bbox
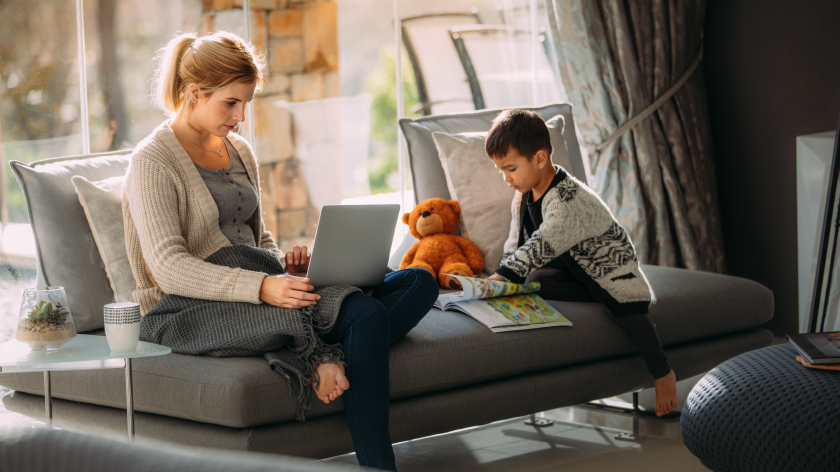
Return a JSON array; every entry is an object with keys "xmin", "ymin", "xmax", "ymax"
[{"xmin": 140, "ymin": 245, "xmax": 360, "ymax": 420}]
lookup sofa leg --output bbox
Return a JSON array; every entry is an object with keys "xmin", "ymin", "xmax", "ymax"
[
  {"xmin": 614, "ymin": 415, "xmax": 640, "ymax": 442},
  {"xmin": 44, "ymin": 371, "xmax": 51, "ymax": 430},
  {"xmin": 524, "ymin": 412, "xmax": 554, "ymax": 427},
  {"xmin": 126, "ymin": 358, "xmax": 134, "ymax": 443}
]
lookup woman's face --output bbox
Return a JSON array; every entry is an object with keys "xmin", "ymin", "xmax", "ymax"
[{"xmin": 190, "ymin": 81, "xmax": 256, "ymax": 136}]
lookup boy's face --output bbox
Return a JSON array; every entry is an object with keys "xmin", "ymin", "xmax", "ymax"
[{"xmin": 492, "ymin": 146, "xmax": 550, "ymax": 194}]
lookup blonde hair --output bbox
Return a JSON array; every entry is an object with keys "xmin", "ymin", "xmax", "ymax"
[{"xmin": 151, "ymin": 31, "xmax": 267, "ymax": 118}]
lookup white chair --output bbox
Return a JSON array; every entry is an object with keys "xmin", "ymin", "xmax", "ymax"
[
  {"xmin": 449, "ymin": 25, "xmax": 566, "ymax": 110},
  {"xmin": 402, "ymin": 12, "xmax": 481, "ymax": 116}
]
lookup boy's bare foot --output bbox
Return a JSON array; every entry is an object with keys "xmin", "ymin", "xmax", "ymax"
[
  {"xmin": 312, "ymin": 363, "xmax": 349, "ymax": 404},
  {"xmin": 653, "ymin": 369, "xmax": 677, "ymax": 417}
]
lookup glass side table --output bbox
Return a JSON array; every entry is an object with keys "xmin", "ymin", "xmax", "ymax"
[{"xmin": 0, "ymin": 334, "xmax": 171, "ymax": 442}]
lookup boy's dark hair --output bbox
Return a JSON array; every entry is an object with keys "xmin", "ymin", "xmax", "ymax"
[{"xmin": 485, "ymin": 109, "xmax": 552, "ymax": 160}]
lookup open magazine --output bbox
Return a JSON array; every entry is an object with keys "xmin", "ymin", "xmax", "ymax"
[{"xmin": 435, "ymin": 275, "xmax": 572, "ymax": 333}]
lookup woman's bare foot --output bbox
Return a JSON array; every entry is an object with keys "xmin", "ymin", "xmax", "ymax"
[
  {"xmin": 312, "ymin": 363, "xmax": 350, "ymax": 404},
  {"xmin": 653, "ymin": 369, "xmax": 677, "ymax": 417}
]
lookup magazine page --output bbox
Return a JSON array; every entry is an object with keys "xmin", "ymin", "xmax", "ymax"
[
  {"xmin": 435, "ymin": 275, "xmax": 541, "ymax": 310},
  {"xmin": 452, "ymin": 294, "xmax": 572, "ymax": 332},
  {"xmin": 435, "ymin": 276, "xmax": 538, "ymax": 309}
]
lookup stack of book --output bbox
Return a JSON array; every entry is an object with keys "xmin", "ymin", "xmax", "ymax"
[{"xmin": 788, "ymin": 332, "xmax": 840, "ymax": 369}]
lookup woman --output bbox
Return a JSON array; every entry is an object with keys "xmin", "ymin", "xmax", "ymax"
[{"xmin": 122, "ymin": 31, "xmax": 438, "ymax": 471}]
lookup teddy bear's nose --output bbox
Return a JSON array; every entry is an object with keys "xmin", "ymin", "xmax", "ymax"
[{"xmin": 421, "ymin": 211, "xmax": 431, "ymax": 218}]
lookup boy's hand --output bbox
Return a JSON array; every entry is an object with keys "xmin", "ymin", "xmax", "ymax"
[
  {"xmin": 285, "ymin": 245, "xmax": 311, "ymax": 274},
  {"xmin": 487, "ymin": 273, "xmax": 507, "ymax": 282}
]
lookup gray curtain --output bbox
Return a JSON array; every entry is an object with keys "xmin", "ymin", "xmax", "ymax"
[{"xmin": 547, "ymin": 0, "xmax": 725, "ymax": 273}]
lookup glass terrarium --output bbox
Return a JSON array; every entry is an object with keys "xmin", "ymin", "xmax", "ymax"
[{"xmin": 16, "ymin": 286, "xmax": 77, "ymax": 352}]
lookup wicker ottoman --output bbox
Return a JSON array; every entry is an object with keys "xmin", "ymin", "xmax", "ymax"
[{"xmin": 681, "ymin": 344, "xmax": 840, "ymax": 472}]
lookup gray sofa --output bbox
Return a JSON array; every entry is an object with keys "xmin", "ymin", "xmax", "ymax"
[{"xmin": 0, "ymin": 104, "xmax": 774, "ymax": 459}]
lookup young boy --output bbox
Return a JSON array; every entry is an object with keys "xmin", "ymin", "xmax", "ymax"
[{"xmin": 485, "ymin": 110, "xmax": 677, "ymax": 417}]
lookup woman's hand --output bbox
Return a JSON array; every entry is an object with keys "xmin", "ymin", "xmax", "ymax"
[
  {"xmin": 285, "ymin": 245, "xmax": 311, "ymax": 275},
  {"xmin": 487, "ymin": 273, "xmax": 507, "ymax": 282},
  {"xmin": 260, "ymin": 274, "xmax": 321, "ymax": 309}
]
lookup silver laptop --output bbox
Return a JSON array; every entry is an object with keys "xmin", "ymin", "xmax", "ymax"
[{"xmin": 305, "ymin": 204, "xmax": 400, "ymax": 288}]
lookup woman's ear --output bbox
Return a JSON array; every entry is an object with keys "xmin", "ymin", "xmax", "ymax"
[
  {"xmin": 187, "ymin": 83, "xmax": 204, "ymax": 104},
  {"xmin": 402, "ymin": 213, "xmax": 411, "ymax": 225}
]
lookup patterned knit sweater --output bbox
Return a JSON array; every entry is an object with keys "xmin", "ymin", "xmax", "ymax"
[
  {"xmin": 495, "ymin": 166, "xmax": 654, "ymax": 313},
  {"xmin": 123, "ymin": 121, "xmax": 284, "ymax": 315}
]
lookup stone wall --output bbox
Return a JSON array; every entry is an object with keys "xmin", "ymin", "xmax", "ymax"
[{"xmin": 187, "ymin": 0, "xmax": 340, "ymax": 250}]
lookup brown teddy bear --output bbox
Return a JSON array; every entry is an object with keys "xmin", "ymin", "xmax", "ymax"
[{"xmin": 399, "ymin": 198, "xmax": 485, "ymax": 289}]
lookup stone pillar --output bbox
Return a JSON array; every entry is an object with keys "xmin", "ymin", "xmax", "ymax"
[{"xmin": 191, "ymin": 0, "xmax": 340, "ymax": 250}]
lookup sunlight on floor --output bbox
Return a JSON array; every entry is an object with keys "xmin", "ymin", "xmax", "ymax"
[
  {"xmin": 321, "ymin": 374, "xmax": 711, "ymax": 472},
  {"xmin": 322, "ymin": 404, "xmax": 710, "ymax": 472}
]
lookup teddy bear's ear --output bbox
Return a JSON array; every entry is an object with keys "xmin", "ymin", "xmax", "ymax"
[
  {"xmin": 447, "ymin": 200, "xmax": 461, "ymax": 216},
  {"xmin": 402, "ymin": 213, "xmax": 411, "ymax": 225}
]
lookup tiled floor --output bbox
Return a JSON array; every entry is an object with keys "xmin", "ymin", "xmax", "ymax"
[
  {"xmin": 321, "ymin": 404, "xmax": 709, "ymax": 471},
  {"xmin": 318, "ymin": 372, "xmax": 712, "ymax": 471}
]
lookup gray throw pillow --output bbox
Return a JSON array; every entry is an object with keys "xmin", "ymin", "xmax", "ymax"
[
  {"xmin": 399, "ymin": 103, "xmax": 586, "ymax": 204},
  {"xmin": 432, "ymin": 115, "xmax": 568, "ymax": 275},
  {"xmin": 72, "ymin": 176, "xmax": 136, "ymax": 305},
  {"xmin": 10, "ymin": 153, "xmax": 131, "ymax": 333}
]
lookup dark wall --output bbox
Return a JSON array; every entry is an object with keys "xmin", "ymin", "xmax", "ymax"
[{"xmin": 704, "ymin": 0, "xmax": 840, "ymax": 335}]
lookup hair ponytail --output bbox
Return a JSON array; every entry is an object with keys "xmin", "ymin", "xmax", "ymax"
[
  {"xmin": 151, "ymin": 33, "xmax": 198, "ymax": 117},
  {"xmin": 150, "ymin": 31, "xmax": 266, "ymax": 117}
]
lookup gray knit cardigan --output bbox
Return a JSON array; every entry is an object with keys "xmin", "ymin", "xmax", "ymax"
[{"xmin": 495, "ymin": 167, "xmax": 654, "ymax": 313}]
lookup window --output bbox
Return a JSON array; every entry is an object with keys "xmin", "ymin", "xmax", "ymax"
[{"xmin": 0, "ymin": 0, "xmax": 564, "ymax": 343}]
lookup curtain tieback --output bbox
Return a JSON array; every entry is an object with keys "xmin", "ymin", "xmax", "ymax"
[{"xmin": 590, "ymin": 43, "xmax": 704, "ymax": 162}]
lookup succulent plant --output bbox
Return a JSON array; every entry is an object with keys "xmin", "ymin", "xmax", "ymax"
[{"xmin": 28, "ymin": 300, "xmax": 68, "ymax": 324}]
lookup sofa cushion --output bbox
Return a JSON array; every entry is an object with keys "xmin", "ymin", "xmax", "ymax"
[
  {"xmin": 10, "ymin": 153, "xmax": 132, "ymax": 332},
  {"xmin": 399, "ymin": 103, "xmax": 587, "ymax": 204},
  {"xmin": 72, "ymin": 176, "xmax": 136, "ymax": 304},
  {"xmin": 0, "ymin": 264, "xmax": 774, "ymax": 428},
  {"xmin": 433, "ymin": 115, "xmax": 568, "ymax": 274}
]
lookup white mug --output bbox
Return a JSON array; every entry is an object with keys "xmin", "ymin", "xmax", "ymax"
[{"xmin": 104, "ymin": 302, "xmax": 141, "ymax": 353}]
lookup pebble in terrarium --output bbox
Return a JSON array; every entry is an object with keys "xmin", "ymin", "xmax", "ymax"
[{"xmin": 16, "ymin": 287, "xmax": 77, "ymax": 351}]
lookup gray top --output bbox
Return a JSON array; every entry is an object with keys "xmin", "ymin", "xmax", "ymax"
[{"xmin": 194, "ymin": 138, "xmax": 259, "ymax": 246}]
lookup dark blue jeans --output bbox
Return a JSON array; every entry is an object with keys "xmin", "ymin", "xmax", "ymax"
[{"xmin": 320, "ymin": 267, "xmax": 438, "ymax": 471}]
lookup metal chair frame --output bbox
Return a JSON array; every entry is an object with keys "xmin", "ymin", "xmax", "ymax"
[
  {"xmin": 448, "ymin": 24, "xmax": 560, "ymax": 111},
  {"xmin": 401, "ymin": 12, "xmax": 481, "ymax": 116}
]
